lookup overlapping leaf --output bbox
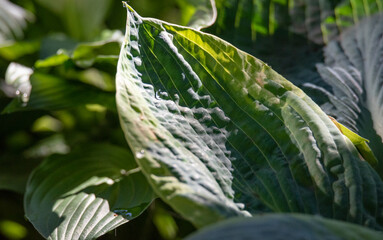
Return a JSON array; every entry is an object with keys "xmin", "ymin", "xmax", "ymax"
[
  {"xmin": 24, "ymin": 144, "xmax": 155, "ymax": 240},
  {"xmin": 202, "ymin": 0, "xmax": 383, "ymax": 101},
  {"xmin": 116, "ymin": 5, "xmax": 383, "ymax": 229},
  {"xmin": 207, "ymin": 0, "xmax": 383, "ymax": 45},
  {"xmin": 2, "ymin": 70, "xmax": 116, "ymax": 114},
  {"xmin": 186, "ymin": 214, "xmax": 383, "ymax": 240},
  {"xmin": 203, "ymin": 0, "xmax": 327, "ymax": 102},
  {"xmin": 1, "ymin": 31, "xmax": 124, "ymax": 114},
  {"xmin": 306, "ymin": 14, "xmax": 383, "ymax": 176},
  {"xmin": 36, "ymin": 0, "xmax": 113, "ymax": 41},
  {"xmin": 176, "ymin": 0, "xmax": 217, "ymax": 30}
]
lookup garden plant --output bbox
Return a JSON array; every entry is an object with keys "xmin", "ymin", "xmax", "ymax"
[{"xmin": 1, "ymin": 0, "xmax": 383, "ymax": 239}]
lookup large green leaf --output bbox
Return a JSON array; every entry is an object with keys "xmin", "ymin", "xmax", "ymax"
[
  {"xmin": 186, "ymin": 214, "xmax": 383, "ymax": 240},
  {"xmin": 24, "ymin": 144, "xmax": 155, "ymax": 240},
  {"xmin": 203, "ymin": 0, "xmax": 383, "ymax": 103},
  {"xmin": 203, "ymin": 0, "xmax": 328, "ymax": 104},
  {"xmin": 207, "ymin": 0, "xmax": 383, "ymax": 45},
  {"xmin": 307, "ymin": 14, "xmax": 383, "ymax": 176},
  {"xmin": 116, "ymin": 5, "xmax": 383, "ymax": 229}
]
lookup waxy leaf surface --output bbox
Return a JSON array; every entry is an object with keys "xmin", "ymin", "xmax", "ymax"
[{"xmin": 116, "ymin": 6, "xmax": 383, "ymax": 229}]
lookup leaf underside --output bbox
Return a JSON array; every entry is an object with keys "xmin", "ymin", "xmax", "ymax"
[
  {"xmin": 208, "ymin": 0, "xmax": 383, "ymax": 45},
  {"xmin": 116, "ymin": 7, "xmax": 383, "ymax": 229},
  {"xmin": 307, "ymin": 14, "xmax": 383, "ymax": 176}
]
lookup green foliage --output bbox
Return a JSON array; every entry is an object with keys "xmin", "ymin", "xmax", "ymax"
[
  {"xmin": 307, "ymin": 14, "xmax": 383, "ymax": 176},
  {"xmin": 116, "ymin": 6, "xmax": 383, "ymax": 230},
  {"xmin": 186, "ymin": 214, "xmax": 383, "ymax": 240},
  {"xmin": 0, "ymin": 0, "xmax": 33, "ymax": 41},
  {"xmin": 1, "ymin": 0, "xmax": 383, "ymax": 239},
  {"xmin": 0, "ymin": 220, "xmax": 27, "ymax": 240},
  {"xmin": 24, "ymin": 144, "xmax": 155, "ymax": 239}
]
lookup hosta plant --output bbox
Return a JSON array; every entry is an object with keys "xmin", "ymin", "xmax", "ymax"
[{"xmin": 1, "ymin": 0, "xmax": 383, "ymax": 239}]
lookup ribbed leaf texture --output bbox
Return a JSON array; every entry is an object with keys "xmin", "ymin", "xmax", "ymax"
[
  {"xmin": 306, "ymin": 14, "xmax": 383, "ymax": 176},
  {"xmin": 186, "ymin": 214, "xmax": 383, "ymax": 240},
  {"xmin": 24, "ymin": 144, "xmax": 155, "ymax": 240},
  {"xmin": 207, "ymin": 0, "xmax": 383, "ymax": 45},
  {"xmin": 116, "ymin": 6, "xmax": 383, "ymax": 229}
]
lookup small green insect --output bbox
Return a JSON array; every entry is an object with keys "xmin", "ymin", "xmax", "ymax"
[{"xmin": 329, "ymin": 116, "xmax": 378, "ymax": 167}]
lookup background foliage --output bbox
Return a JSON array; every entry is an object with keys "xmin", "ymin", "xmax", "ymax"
[{"xmin": 0, "ymin": 1, "xmax": 196, "ymax": 239}]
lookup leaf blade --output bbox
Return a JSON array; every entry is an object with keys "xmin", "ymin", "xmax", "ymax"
[
  {"xmin": 186, "ymin": 214, "xmax": 383, "ymax": 240},
  {"xmin": 116, "ymin": 6, "xmax": 383, "ymax": 229},
  {"xmin": 308, "ymin": 14, "xmax": 383, "ymax": 175},
  {"xmin": 24, "ymin": 144, "xmax": 155, "ymax": 240}
]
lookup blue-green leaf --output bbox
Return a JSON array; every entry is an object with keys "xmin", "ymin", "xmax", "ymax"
[
  {"xmin": 186, "ymin": 214, "xmax": 383, "ymax": 240},
  {"xmin": 308, "ymin": 14, "xmax": 383, "ymax": 176}
]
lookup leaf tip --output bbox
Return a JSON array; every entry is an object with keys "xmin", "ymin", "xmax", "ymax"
[{"xmin": 122, "ymin": 2, "xmax": 135, "ymax": 12}]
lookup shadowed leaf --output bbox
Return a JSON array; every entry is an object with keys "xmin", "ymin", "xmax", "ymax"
[
  {"xmin": 186, "ymin": 214, "xmax": 383, "ymax": 240},
  {"xmin": 24, "ymin": 144, "xmax": 155, "ymax": 240}
]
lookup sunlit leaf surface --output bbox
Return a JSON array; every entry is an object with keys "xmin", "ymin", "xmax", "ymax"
[{"xmin": 116, "ymin": 5, "xmax": 383, "ymax": 229}]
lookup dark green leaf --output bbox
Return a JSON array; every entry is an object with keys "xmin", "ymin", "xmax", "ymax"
[
  {"xmin": 0, "ymin": 154, "xmax": 41, "ymax": 193},
  {"xmin": 176, "ymin": 0, "xmax": 216, "ymax": 30},
  {"xmin": 186, "ymin": 214, "xmax": 383, "ymax": 240},
  {"xmin": 208, "ymin": 0, "xmax": 383, "ymax": 45},
  {"xmin": 35, "ymin": 0, "xmax": 113, "ymax": 41},
  {"xmin": 24, "ymin": 144, "xmax": 155, "ymax": 239}
]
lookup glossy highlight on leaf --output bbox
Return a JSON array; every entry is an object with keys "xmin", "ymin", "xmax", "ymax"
[{"xmin": 116, "ymin": 4, "xmax": 383, "ymax": 229}]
